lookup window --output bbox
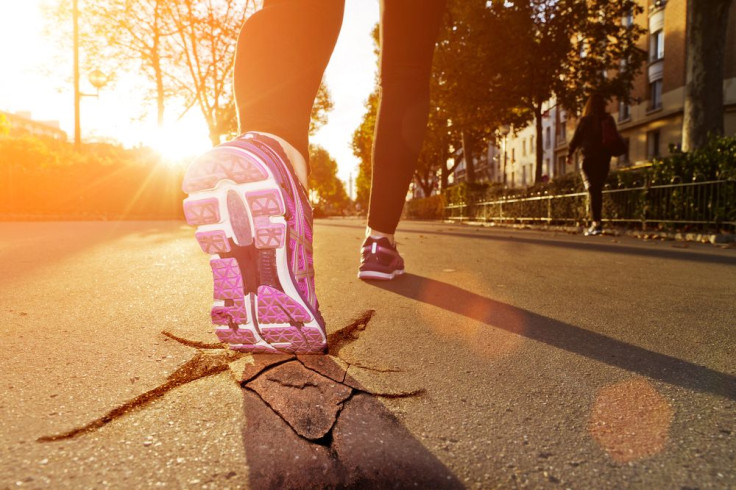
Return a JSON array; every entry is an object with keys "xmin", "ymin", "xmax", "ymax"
[
  {"xmin": 530, "ymin": 136, "xmax": 535, "ymax": 152},
  {"xmin": 522, "ymin": 140, "xmax": 526, "ymax": 156},
  {"xmin": 618, "ymin": 99, "xmax": 631, "ymax": 122},
  {"xmin": 511, "ymin": 148, "xmax": 516, "ymax": 162},
  {"xmin": 650, "ymin": 29, "xmax": 664, "ymax": 61},
  {"xmin": 545, "ymin": 127, "xmax": 551, "ymax": 149},
  {"xmin": 556, "ymin": 155, "xmax": 566, "ymax": 177},
  {"xmin": 556, "ymin": 113, "xmax": 567, "ymax": 143},
  {"xmin": 649, "ymin": 80, "xmax": 662, "ymax": 110},
  {"xmin": 647, "ymin": 130, "xmax": 660, "ymax": 159}
]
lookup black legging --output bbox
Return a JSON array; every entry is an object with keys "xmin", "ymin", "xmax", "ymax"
[
  {"xmin": 581, "ymin": 156, "xmax": 611, "ymax": 224},
  {"xmin": 234, "ymin": 0, "xmax": 446, "ymax": 234}
]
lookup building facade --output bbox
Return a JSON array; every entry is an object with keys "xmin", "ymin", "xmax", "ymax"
[
  {"xmin": 453, "ymin": 0, "xmax": 736, "ymax": 187},
  {"xmin": 0, "ymin": 111, "xmax": 68, "ymax": 141}
]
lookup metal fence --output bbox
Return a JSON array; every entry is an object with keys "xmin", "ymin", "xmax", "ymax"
[{"xmin": 445, "ymin": 179, "xmax": 736, "ymax": 230}]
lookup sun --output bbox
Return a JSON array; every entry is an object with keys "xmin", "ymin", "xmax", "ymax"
[{"xmin": 148, "ymin": 123, "xmax": 212, "ymax": 165}]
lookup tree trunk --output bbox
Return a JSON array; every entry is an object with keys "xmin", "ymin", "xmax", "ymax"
[
  {"xmin": 208, "ymin": 126, "xmax": 221, "ymax": 147},
  {"xmin": 414, "ymin": 174, "xmax": 434, "ymax": 197},
  {"xmin": 154, "ymin": 0, "xmax": 165, "ymax": 128},
  {"xmin": 682, "ymin": 0, "xmax": 733, "ymax": 151},
  {"xmin": 461, "ymin": 131, "xmax": 475, "ymax": 184},
  {"xmin": 534, "ymin": 103, "xmax": 544, "ymax": 183}
]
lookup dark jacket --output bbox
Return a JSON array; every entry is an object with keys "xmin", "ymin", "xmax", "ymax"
[{"xmin": 567, "ymin": 113, "xmax": 615, "ymax": 161}]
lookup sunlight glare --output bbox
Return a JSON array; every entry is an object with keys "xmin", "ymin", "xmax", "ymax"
[{"xmin": 148, "ymin": 124, "xmax": 211, "ymax": 165}]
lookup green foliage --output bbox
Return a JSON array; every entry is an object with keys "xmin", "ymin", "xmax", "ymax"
[
  {"xmin": 436, "ymin": 136, "xmax": 736, "ymax": 229},
  {"xmin": 410, "ymin": 0, "xmax": 647, "ymax": 188},
  {"xmin": 556, "ymin": 0, "xmax": 648, "ymax": 111},
  {"xmin": 309, "ymin": 82, "xmax": 334, "ymax": 137},
  {"xmin": 0, "ymin": 135, "xmax": 185, "ymax": 219},
  {"xmin": 405, "ymin": 194, "xmax": 446, "ymax": 220},
  {"xmin": 308, "ymin": 145, "xmax": 350, "ymax": 216},
  {"xmin": 0, "ymin": 114, "xmax": 10, "ymax": 137},
  {"xmin": 648, "ymin": 136, "xmax": 736, "ymax": 184},
  {"xmin": 351, "ymin": 89, "xmax": 379, "ymax": 211}
]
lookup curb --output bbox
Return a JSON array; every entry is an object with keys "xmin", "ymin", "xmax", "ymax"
[{"xmin": 443, "ymin": 220, "xmax": 736, "ymax": 247}]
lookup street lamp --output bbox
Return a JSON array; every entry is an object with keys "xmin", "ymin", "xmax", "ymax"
[{"xmin": 73, "ymin": 0, "xmax": 107, "ymax": 150}]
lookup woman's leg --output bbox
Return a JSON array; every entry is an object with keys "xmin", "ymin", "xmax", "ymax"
[
  {"xmin": 589, "ymin": 180, "xmax": 604, "ymax": 224},
  {"xmin": 367, "ymin": 0, "xmax": 446, "ymax": 236},
  {"xmin": 234, "ymin": 0, "xmax": 345, "ymax": 180},
  {"xmin": 183, "ymin": 0, "xmax": 344, "ymax": 354},
  {"xmin": 582, "ymin": 157, "xmax": 610, "ymax": 225}
]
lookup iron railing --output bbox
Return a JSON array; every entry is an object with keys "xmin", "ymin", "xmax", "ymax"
[{"xmin": 445, "ymin": 179, "xmax": 736, "ymax": 230}]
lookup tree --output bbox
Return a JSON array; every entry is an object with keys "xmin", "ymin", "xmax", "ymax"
[
  {"xmin": 682, "ymin": 0, "xmax": 735, "ymax": 151},
  {"xmin": 308, "ymin": 145, "xmax": 350, "ymax": 214},
  {"xmin": 352, "ymin": 89, "xmax": 378, "ymax": 211},
  {"xmin": 310, "ymin": 81, "xmax": 334, "ymax": 136},
  {"xmin": 414, "ymin": 103, "xmax": 449, "ymax": 196},
  {"xmin": 46, "ymin": 0, "xmax": 260, "ymax": 143},
  {"xmin": 165, "ymin": 0, "xmax": 257, "ymax": 146},
  {"xmin": 84, "ymin": 0, "xmax": 174, "ymax": 127},
  {"xmin": 482, "ymin": 0, "xmax": 646, "ymax": 184}
]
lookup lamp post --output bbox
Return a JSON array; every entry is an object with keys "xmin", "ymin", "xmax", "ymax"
[{"xmin": 73, "ymin": 0, "xmax": 107, "ymax": 150}]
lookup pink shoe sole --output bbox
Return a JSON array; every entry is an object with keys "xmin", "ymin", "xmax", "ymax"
[{"xmin": 182, "ymin": 135, "xmax": 325, "ymax": 354}]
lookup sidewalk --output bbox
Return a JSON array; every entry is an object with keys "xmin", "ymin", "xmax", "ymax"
[{"xmin": 1, "ymin": 219, "xmax": 734, "ymax": 488}]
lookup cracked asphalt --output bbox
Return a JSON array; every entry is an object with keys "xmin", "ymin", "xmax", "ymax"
[{"xmin": 1, "ymin": 218, "xmax": 735, "ymax": 489}]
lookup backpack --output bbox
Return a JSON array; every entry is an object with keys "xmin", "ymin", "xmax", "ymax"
[{"xmin": 601, "ymin": 116, "xmax": 627, "ymax": 157}]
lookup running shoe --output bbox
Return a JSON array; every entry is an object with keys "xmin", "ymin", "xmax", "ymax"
[
  {"xmin": 358, "ymin": 236, "xmax": 405, "ymax": 280},
  {"xmin": 584, "ymin": 224, "xmax": 603, "ymax": 236},
  {"xmin": 182, "ymin": 133, "xmax": 326, "ymax": 354}
]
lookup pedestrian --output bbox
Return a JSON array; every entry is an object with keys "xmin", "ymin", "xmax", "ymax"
[
  {"xmin": 181, "ymin": 0, "xmax": 446, "ymax": 354},
  {"xmin": 566, "ymin": 92, "xmax": 615, "ymax": 236}
]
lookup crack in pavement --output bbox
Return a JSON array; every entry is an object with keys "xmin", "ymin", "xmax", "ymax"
[
  {"xmin": 37, "ymin": 310, "xmax": 462, "ymax": 487},
  {"xmin": 161, "ymin": 330, "xmax": 226, "ymax": 349},
  {"xmin": 38, "ymin": 350, "xmax": 242, "ymax": 442},
  {"xmin": 326, "ymin": 309, "xmax": 375, "ymax": 357}
]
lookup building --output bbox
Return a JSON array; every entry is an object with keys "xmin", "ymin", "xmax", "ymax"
[
  {"xmin": 0, "ymin": 110, "xmax": 68, "ymax": 141},
  {"xmin": 453, "ymin": 0, "xmax": 736, "ymax": 187},
  {"xmin": 611, "ymin": 0, "xmax": 736, "ymax": 166}
]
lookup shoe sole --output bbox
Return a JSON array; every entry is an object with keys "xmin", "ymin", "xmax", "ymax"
[
  {"xmin": 182, "ymin": 143, "xmax": 326, "ymax": 354},
  {"xmin": 357, "ymin": 269, "xmax": 405, "ymax": 281}
]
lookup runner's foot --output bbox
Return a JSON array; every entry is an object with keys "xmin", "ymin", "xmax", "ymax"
[
  {"xmin": 182, "ymin": 133, "xmax": 326, "ymax": 354},
  {"xmin": 358, "ymin": 236, "xmax": 405, "ymax": 281}
]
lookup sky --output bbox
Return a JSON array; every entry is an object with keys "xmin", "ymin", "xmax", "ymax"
[{"xmin": 0, "ymin": 0, "xmax": 379, "ymax": 194}]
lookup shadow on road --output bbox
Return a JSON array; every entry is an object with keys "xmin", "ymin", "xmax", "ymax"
[
  {"xmin": 370, "ymin": 274, "xmax": 736, "ymax": 401},
  {"xmin": 237, "ymin": 354, "xmax": 464, "ymax": 489},
  {"xmin": 319, "ymin": 222, "xmax": 736, "ymax": 266}
]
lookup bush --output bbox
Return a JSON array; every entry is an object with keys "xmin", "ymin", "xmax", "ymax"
[
  {"xmin": 431, "ymin": 135, "xmax": 736, "ymax": 229},
  {"xmin": 405, "ymin": 193, "xmax": 446, "ymax": 219},
  {"xmin": 0, "ymin": 135, "xmax": 186, "ymax": 220},
  {"xmin": 649, "ymin": 135, "xmax": 736, "ymax": 184}
]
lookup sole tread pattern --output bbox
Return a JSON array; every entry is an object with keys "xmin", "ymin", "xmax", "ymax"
[{"xmin": 182, "ymin": 138, "xmax": 325, "ymax": 354}]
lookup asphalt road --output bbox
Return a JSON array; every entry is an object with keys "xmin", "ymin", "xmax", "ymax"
[{"xmin": 1, "ymin": 219, "xmax": 734, "ymax": 489}]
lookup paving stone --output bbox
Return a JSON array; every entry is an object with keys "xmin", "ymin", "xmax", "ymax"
[
  {"xmin": 240, "ymin": 390, "xmax": 342, "ymax": 489},
  {"xmin": 246, "ymin": 361, "xmax": 352, "ymax": 440},
  {"xmin": 331, "ymin": 393, "xmax": 464, "ymax": 488},
  {"xmin": 232, "ymin": 353, "xmax": 294, "ymax": 384},
  {"xmin": 297, "ymin": 354, "xmax": 348, "ymax": 383}
]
